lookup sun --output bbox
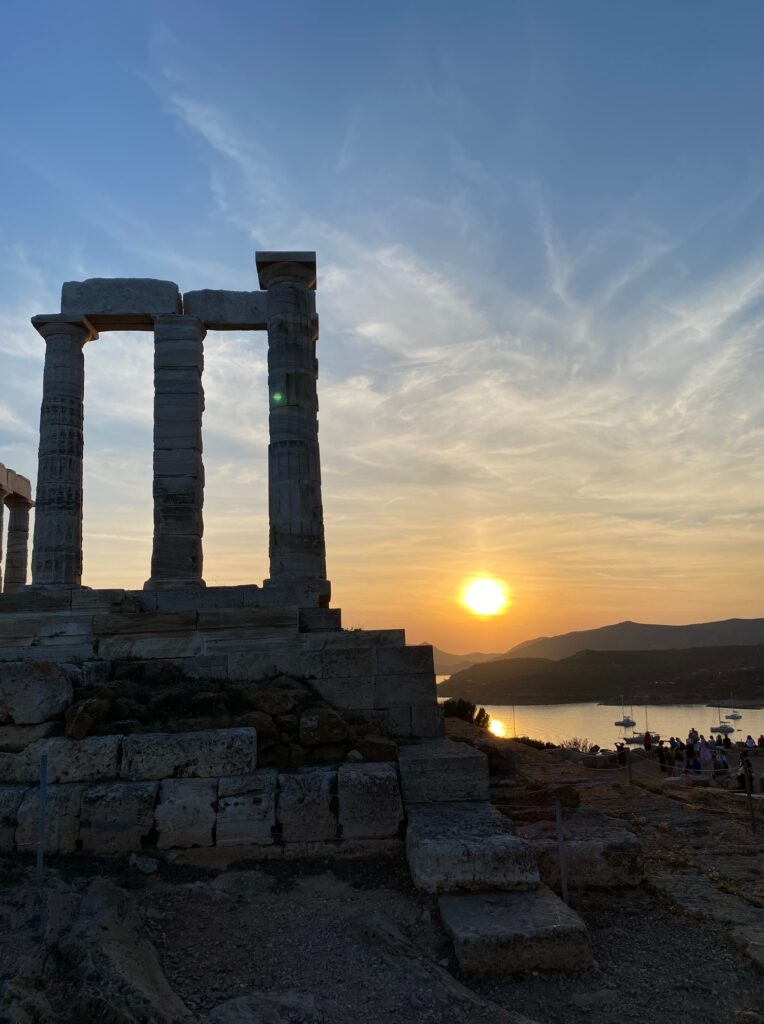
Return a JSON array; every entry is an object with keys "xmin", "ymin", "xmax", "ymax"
[{"xmin": 461, "ymin": 577, "xmax": 509, "ymax": 617}]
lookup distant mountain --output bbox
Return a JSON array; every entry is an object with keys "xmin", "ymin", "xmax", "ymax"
[
  {"xmin": 506, "ymin": 618, "xmax": 764, "ymax": 661},
  {"xmin": 426, "ymin": 645, "xmax": 505, "ymax": 675},
  {"xmin": 430, "ymin": 618, "xmax": 764, "ymax": 674},
  {"xmin": 438, "ymin": 644, "xmax": 764, "ymax": 706}
]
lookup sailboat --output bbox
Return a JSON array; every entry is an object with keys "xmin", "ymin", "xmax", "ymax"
[
  {"xmin": 614, "ymin": 697, "xmax": 636, "ymax": 728},
  {"xmin": 623, "ymin": 707, "xmax": 660, "ymax": 744},
  {"xmin": 725, "ymin": 695, "xmax": 742, "ymax": 721},
  {"xmin": 710, "ymin": 706, "xmax": 735, "ymax": 735}
]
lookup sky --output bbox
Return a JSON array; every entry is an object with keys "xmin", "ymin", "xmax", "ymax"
[{"xmin": 1, "ymin": 0, "xmax": 763, "ymax": 653}]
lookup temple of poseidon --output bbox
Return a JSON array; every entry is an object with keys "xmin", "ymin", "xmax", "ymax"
[{"xmin": 0, "ymin": 252, "xmax": 608, "ymax": 976}]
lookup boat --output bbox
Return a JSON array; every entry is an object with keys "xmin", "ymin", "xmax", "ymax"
[
  {"xmin": 725, "ymin": 695, "xmax": 742, "ymax": 721},
  {"xmin": 624, "ymin": 708, "xmax": 660, "ymax": 745},
  {"xmin": 710, "ymin": 706, "xmax": 736, "ymax": 734},
  {"xmin": 614, "ymin": 697, "xmax": 636, "ymax": 728}
]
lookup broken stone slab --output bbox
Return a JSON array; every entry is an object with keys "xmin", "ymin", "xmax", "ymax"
[
  {"xmin": 0, "ymin": 785, "xmax": 27, "ymax": 851},
  {"xmin": 438, "ymin": 887, "xmax": 593, "ymax": 975},
  {"xmin": 0, "ymin": 661, "xmax": 74, "ymax": 724},
  {"xmin": 16, "ymin": 783, "xmax": 83, "ymax": 855},
  {"xmin": 398, "ymin": 739, "xmax": 489, "ymax": 803},
  {"xmin": 20, "ymin": 735, "xmax": 121, "ymax": 784},
  {"xmin": 120, "ymin": 728, "xmax": 257, "ymax": 781},
  {"xmin": 79, "ymin": 781, "xmax": 158, "ymax": 854},
  {"xmin": 60, "ymin": 277, "xmax": 181, "ymax": 330},
  {"xmin": 182, "ymin": 289, "xmax": 269, "ymax": 330},
  {"xmin": 217, "ymin": 770, "xmax": 278, "ymax": 846},
  {"xmin": 298, "ymin": 708, "xmax": 349, "ymax": 747},
  {"xmin": 338, "ymin": 763, "xmax": 404, "ymax": 839},
  {"xmin": 517, "ymin": 810, "xmax": 643, "ymax": 891},
  {"xmin": 97, "ymin": 633, "xmax": 204, "ymax": 660},
  {"xmin": 277, "ymin": 768, "xmax": 337, "ymax": 842},
  {"xmin": 155, "ymin": 777, "xmax": 217, "ymax": 849},
  {"xmin": 406, "ymin": 801, "xmax": 539, "ymax": 893}
]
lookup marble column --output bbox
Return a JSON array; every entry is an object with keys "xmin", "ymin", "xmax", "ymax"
[
  {"xmin": 3, "ymin": 496, "xmax": 32, "ymax": 592},
  {"xmin": 0, "ymin": 467, "xmax": 7, "ymax": 592},
  {"xmin": 257, "ymin": 252, "xmax": 327, "ymax": 584},
  {"xmin": 144, "ymin": 315, "xmax": 206, "ymax": 589},
  {"xmin": 30, "ymin": 316, "xmax": 96, "ymax": 587}
]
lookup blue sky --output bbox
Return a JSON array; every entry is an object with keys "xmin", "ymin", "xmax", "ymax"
[{"xmin": 1, "ymin": 0, "xmax": 763, "ymax": 650}]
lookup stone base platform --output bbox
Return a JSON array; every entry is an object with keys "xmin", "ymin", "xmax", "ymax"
[
  {"xmin": 438, "ymin": 887, "xmax": 593, "ymax": 975},
  {"xmin": 0, "ymin": 587, "xmax": 442, "ymax": 739}
]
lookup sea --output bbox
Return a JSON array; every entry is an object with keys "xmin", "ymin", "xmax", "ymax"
[{"xmin": 435, "ymin": 679, "xmax": 764, "ymax": 748}]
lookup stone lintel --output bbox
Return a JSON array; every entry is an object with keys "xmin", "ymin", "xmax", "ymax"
[
  {"xmin": 182, "ymin": 289, "xmax": 268, "ymax": 330},
  {"xmin": 4, "ymin": 471, "xmax": 33, "ymax": 507},
  {"xmin": 31, "ymin": 314, "xmax": 98, "ymax": 342},
  {"xmin": 256, "ymin": 251, "xmax": 317, "ymax": 290},
  {"xmin": 60, "ymin": 278, "xmax": 181, "ymax": 331}
]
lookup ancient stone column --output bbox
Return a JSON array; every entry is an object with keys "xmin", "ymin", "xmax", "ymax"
[
  {"xmin": 30, "ymin": 316, "xmax": 96, "ymax": 587},
  {"xmin": 0, "ymin": 464, "xmax": 7, "ymax": 592},
  {"xmin": 257, "ymin": 252, "xmax": 327, "ymax": 586},
  {"xmin": 144, "ymin": 315, "xmax": 206, "ymax": 589},
  {"xmin": 4, "ymin": 496, "xmax": 32, "ymax": 592}
]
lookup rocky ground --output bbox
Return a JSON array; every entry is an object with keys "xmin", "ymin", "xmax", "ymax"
[{"xmin": 1, "ymin": 735, "xmax": 763, "ymax": 1024}]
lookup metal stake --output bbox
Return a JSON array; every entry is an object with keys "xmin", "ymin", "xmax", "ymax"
[{"xmin": 555, "ymin": 798, "xmax": 569, "ymax": 905}]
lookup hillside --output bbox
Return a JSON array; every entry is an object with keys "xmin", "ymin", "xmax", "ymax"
[
  {"xmin": 438, "ymin": 644, "xmax": 764, "ymax": 705},
  {"xmin": 507, "ymin": 618, "xmax": 764, "ymax": 661},
  {"xmin": 431, "ymin": 617, "xmax": 764, "ymax": 673}
]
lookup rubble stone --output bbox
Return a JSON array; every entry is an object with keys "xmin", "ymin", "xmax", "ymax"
[
  {"xmin": 0, "ymin": 661, "xmax": 73, "ymax": 724},
  {"xmin": 79, "ymin": 781, "xmax": 158, "ymax": 854},
  {"xmin": 120, "ymin": 728, "xmax": 256, "ymax": 780},
  {"xmin": 278, "ymin": 768, "xmax": 337, "ymax": 842}
]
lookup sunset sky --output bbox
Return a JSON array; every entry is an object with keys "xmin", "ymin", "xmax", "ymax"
[{"xmin": 1, "ymin": 1, "xmax": 763, "ymax": 653}]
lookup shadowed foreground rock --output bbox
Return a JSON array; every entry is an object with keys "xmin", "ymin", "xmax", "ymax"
[{"xmin": 1, "ymin": 878, "xmax": 192, "ymax": 1024}]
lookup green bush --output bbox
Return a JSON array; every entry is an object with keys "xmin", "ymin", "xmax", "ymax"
[{"xmin": 442, "ymin": 697, "xmax": 492, "ymax": 731}]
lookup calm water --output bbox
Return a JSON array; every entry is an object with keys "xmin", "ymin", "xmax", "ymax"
[{"xmin": 434, "ymin": 681, "xmax": 764, "ymax": 747}]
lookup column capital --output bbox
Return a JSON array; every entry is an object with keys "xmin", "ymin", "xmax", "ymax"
[
  {"xmin": 256, "ymin": 251, "xmax": 316, "ymax": 290},
  {"xmin": 31, "ymin": 314, "xmax": 98, "ymax": 342}
]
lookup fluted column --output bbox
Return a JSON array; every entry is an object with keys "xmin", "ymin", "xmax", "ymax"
[
  {"xmin": 4, "ymin": 496, "xmax": 32, "ymax": 592},
  {"xmin": 30, "ymin": 315, "xmax": 96, "ymax": 587},
  {"xmin": 257, "ymin": 252, "xmax": 327, "ymax": 585},
  {"xmin": 0, "ymin": 466, "xmax": 7, "ymax": 592},
  {"xmin": 144, "ymin": 315, "xmax": 206, "ymax": 589}
]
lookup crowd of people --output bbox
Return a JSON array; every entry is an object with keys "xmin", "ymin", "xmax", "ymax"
[{"xmin": 616, "ymin": 728, "xmax": 762, "ymax": 789}]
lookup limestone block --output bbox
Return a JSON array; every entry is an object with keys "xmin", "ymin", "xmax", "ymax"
[
  {"xmin": 15, "ymin": 783, "xmax": 83, "ymax": 855},
  {"xmin": 79, "ymin": 781, "xmax": 158, "ymax": 854},
  {"xmin": 517, "ymin": 812, "xmax": 643, "ymax": 890},
  {"xmin": 0, "ymin": 721, "xmax": 61, "ymax": 753},
  {"xmin": 0, "ymin": 661, "xmax": 73, "ymax": 724},
  {"xmin": 147, "ymin": 584, "xmax": 262, "ymax": 613},
  {"xmin": 300, "ymin": 629, "xmax": 406, "ymax": 651},
  {"xmin": 120, "ymin": 728, "xmax": 257, "ymax": 781},
  {"xmin": 375, "ymin": 673, "xmax": 437, "ymax": 708},
  {"xmin": 61, "ymin": 278, "xmax": 181, "ymax": 330},
  {"xmin": 398, "ymin": 739, "xmax": 489, "ymax": 803},
  {"xmin": 438, "ymin": 888, "xmax": 593, "ymax": 975},
  {"xmin": 23, "ymin": 736, "xmax": 121, "ymax": 784},
  {"xmin": 97, "ymin": 634, "xmax": 204, "ymax": 660},
  {"xmin": 71, "ymin": 588, "xmax": 140, "ymax": 613},
  {"xmin": 155, "ymin": 777, "xmax": 216, "ymax": 849},
  {"xmin": 182, "ymin": 289, "xmax": 269, "ymax": 329},
  {"xmin": 198, "ymin": 608, "xmax": 299, "ymax": 632},
  {"xmin": 309, "ymin": 676, "xmax": 375, "ymax": 710},
  {"xmin": 217, "ymin": 770, "xmax": 277, "ymax": 846},
  {"xmin": 227, "ymin": 646, "xmax": 321, "ymax": 682},
  {"xmin": 0, "ymin": 785, "xmax": 27, "ymax": 851},
  {"xmin": 411, "ymin": 704, "xmax": 444, "ymax": 739},
  {"xmin": 0, "ymin": 589, "xmax": 72, "ymax": 614},
  {"xmin": 94, "ymin": 611, "xmax": 197, "ymax": 636},
  {"xmin": 321, "ymin": 647, "xmax": 376, "ymax": 678},
  {"xmin": 376, "ymin": 645, "xmax": 435, "ymax": 676},
  {"xmin": 406, "ymin": 802, "xmax": 538, "ymax": 893},
  {"xmin": 33, "ymin": 617, "xmax": 94, "ymax": 648},
  {"xmin": 337, "ymin": 763, "xmax": 403, "ymax": 839},
  {"xmin": 298, "ymin": 608, "xmax": 342, "ymax": 632},
  {"xmin": 277, "ymin": 768, "xmax": 337, "ymax": 842},
  {"xmin": 381, "ymin": 706, "xmax": 412, "ymax": 738}
]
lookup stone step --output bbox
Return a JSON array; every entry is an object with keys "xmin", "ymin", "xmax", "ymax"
[
  {"xmin": 438, "ymin": 886, "xmax": 592, "ymax": 975},
  {"xmin": 398, "ymin": 738, "xmax": 489, "ymax": 803},
  {"xmin": 406, "ymin": 801, "xmax": 539, "ymax": 893},
  {"xmin": 516, "ymin": 808, "xmax": 643, "ymax": 892}
]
